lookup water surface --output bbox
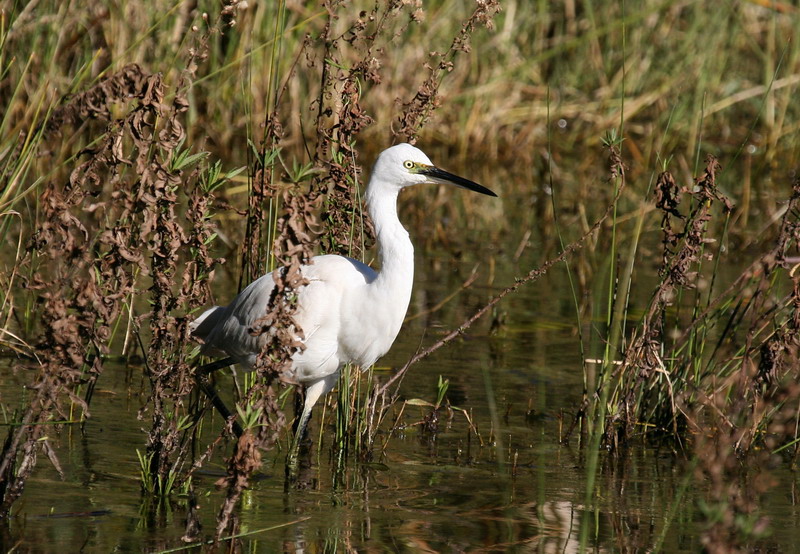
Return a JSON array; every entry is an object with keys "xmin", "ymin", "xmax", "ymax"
[{"xmin": 3, "ymin": 185, "xmax": 799, "ymax": 552}]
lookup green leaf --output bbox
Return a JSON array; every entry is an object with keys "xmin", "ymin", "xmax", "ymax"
[{"xmin": 405, "ymin": 398, "xmax": 434, "ymax": 407}]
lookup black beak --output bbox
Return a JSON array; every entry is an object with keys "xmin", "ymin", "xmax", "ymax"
[{"xmin": 420, "ymin": 166, "xmax": 498, "ymax": 197}]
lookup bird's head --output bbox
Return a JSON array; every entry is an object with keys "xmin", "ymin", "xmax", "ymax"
[{"xmin": 370, "ymin": 143, "xmax": 497, "ymax": 197}]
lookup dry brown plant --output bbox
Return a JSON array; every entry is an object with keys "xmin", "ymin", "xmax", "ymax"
[{"xmin": 0, "ymin": 7, "xmax": 233, "ymax": 515}]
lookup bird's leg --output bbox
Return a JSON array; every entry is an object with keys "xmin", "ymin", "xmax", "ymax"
[
  {"xmin": 286, "ymin": 374, "xmax": 338, "ymax": 481},
  {"xmin": 194, "ymin": 357, "xmax": 243, "ymax": 438},
  {"xmin": 286, "ymin": 404, "xmax": 313, "ymax": 481},
  {"xmin": 197, "ymin": 356, "xmax": 236, "ymax": 376}
]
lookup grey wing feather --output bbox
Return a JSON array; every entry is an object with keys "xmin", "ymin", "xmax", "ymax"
[
  {"xmin": 189, "ymin": 306, "xmax": 226, "ymax": 342},
  {"xmin": 190, "ymin": 273, "xmax": 277, "ymax": 367}
]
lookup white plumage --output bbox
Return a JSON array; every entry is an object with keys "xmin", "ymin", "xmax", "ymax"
[{"xmin": 190, "ymin": 143, "xmax": 496, "ymax": 458}]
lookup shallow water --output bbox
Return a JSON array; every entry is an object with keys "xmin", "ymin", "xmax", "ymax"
[{"xmin": 3, "ymin": 186, "xmax": 800, "ymax": 553}]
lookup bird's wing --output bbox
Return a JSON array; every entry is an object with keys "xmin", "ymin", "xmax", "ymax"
[
  {"xmin": 197, "ymin": 272, "xmax": 277, "ymax": 368},
  {"xmin": 194, "ymin": 256, "xmax": 377, "ymax": 372},
  {"xmin": 289, "ymin": 255, "xmax": 377, "ymax": 381}
]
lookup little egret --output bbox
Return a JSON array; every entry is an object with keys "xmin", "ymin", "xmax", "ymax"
[{"xmin": 190, "ymin": 143, "xmax": 496, "ymax": 466}]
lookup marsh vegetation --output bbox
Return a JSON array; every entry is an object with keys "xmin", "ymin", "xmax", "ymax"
[{"xmin": 2, "ymin": 0, "xmax": 800, "ymax": 551}]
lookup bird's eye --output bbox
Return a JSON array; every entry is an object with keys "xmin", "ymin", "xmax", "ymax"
[{"xmin": 403, "ymin": 160, "xmax": 414, "ymax": 169}]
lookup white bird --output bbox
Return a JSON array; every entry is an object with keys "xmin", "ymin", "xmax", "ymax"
[{"xmin": 190, "ymin": 143, "xmax": 496, "ymax": 465}]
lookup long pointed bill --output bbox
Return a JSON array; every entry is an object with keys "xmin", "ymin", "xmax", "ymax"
[{"xmin": 420, "ymin": 166, "xmax": 498, "ymax": 197}]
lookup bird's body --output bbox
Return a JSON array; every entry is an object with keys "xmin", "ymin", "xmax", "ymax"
[
  {"xmin": 192, "ymin": 252, "xmax": 405, "ymax": 401},
  {"xmin": 190, "ymin": 143, "xmax": 496, "ymax": 461}
]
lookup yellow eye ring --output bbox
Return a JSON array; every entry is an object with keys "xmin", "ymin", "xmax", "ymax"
[{"xmin": 403, "ymin": 160, "xmax": 414, "ymax": 169}]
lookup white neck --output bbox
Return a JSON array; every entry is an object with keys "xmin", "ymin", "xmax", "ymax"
[{"xmin": 366, "ymin": 181, "xmax": 414, "ymax": 305}]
